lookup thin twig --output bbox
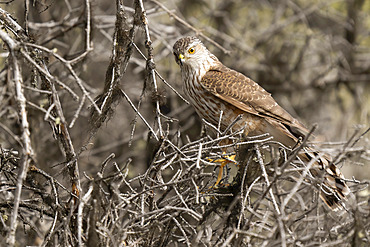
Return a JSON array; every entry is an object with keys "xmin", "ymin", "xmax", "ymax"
[
  {"xmin": 255, "ymin": 144, "xmax": 281, "ymax": 215},
  {"xmin": 0, "ymin": 29, "xmax": 34, "ymax": 246}
]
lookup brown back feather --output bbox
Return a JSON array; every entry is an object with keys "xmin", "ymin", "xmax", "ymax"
[{"xmin": 200, "ymin": 64, "xmax": 309, "ymax": 139}]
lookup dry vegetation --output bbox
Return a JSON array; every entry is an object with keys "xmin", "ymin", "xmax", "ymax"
[{"xmin": 0, "ymin": 0, "xmax": 369, "ymax": 246}]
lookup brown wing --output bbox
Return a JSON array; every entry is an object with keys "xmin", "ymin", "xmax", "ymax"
[{"xmin": 200, "ymin": 65, "xmax": 309, "ymax": 139}]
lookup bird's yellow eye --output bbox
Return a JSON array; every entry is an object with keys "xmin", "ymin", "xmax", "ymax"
[{"xmin": 188, "ymin": 47, "xmax": 195, "ymax": 54}]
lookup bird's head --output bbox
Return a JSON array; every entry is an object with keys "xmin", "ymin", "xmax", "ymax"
[{"xmin": 173, "ymin": 36, "xmax": 215, "ymax": 69}]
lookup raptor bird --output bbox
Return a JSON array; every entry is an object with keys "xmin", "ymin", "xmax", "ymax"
[{"xmin": 173, "ymin": 36, "xmax": 350, "ymax": 211}]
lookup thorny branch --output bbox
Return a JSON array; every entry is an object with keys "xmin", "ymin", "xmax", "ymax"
[
  {"xmin": 90, "ymin": 0, "xmax": 135, "ymax": 133},
  {"xmin": 0, "ymin": 29, "xmax": 34, "ymax": 246}
]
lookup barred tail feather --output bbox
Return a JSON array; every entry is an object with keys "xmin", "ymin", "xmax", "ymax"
[
  {"xmin": 320, "ymin": 163, "xmax": 351, "ymax": 211},
  {"xmin": 300, "ymin": 148, "xmax": 350, "ymax": 211}
]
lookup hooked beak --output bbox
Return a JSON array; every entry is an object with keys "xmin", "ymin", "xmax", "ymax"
[{"xmin": 177, "ymin": 53, "xmax": 185, "ymax": 65}]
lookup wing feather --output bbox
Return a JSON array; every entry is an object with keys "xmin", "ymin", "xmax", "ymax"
[{"xmin": 200, "ymin": 65, "xmax": 309, "ymax": 139}]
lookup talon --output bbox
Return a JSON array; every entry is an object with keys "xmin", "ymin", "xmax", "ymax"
[{"xmin": 208, "ymin": 153, "xmax": 237, "ymax": 188}]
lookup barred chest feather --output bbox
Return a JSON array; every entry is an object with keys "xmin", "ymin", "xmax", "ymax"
[{"xmin": 181, "ymin": 68, "xmax": 263, "ymax": 134}]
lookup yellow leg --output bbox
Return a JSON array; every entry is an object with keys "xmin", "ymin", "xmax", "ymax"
[{"xmin": 209, "ymin": 153, "xmax": 236, "ymax": 187}]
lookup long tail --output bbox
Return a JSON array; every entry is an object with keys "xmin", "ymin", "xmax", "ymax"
[{"xmin": 299, "ymin": 148, "xmax": 350, "ymax": 211}]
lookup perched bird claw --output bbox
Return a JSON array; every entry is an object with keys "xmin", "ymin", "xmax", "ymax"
[{"xmin": 208, "ymin": 153, "xmax": 237, "ymax": 188}]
